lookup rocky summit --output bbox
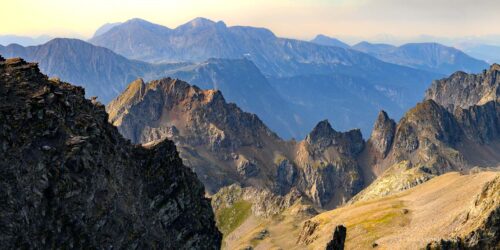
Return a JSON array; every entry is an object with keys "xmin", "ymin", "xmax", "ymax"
[
  {"xmin": 0, "ymin": 56, "xmax": 221, "ymax": 249},
  {"xmin": 108, "ymin": 77, "xmax": 366, "ymax": 209},
  {"xmin": 355, "ymin": 64, "xmax": 500, "ymax": 203}
]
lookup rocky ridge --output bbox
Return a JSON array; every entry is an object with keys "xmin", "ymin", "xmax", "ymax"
[
  {"xmin": 425, "ymin": 64, "xmax": 500, "ymax": 111},
  {"xmin": 356, "ymin": 65, "xmax": 500, "ymax": 202},
  {"xmin": 108, "ymin": 77, "xmax": 367, "ymax": 209},
  {"xmin": 0, "ymin": 56, "xmax": 221, "ymax": 248}
]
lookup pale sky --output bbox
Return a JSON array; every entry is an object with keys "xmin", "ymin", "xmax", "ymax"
[{"xmin": 1, "ymin": 0, "xmax": 500, "ymax": 41}]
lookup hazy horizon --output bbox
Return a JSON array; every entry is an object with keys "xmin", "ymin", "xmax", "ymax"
[{"xmin": 2, "ymin": 0, "xmax": 500, "ymax": 46}]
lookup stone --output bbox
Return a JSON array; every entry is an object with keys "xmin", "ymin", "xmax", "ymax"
[{"xmin": 325, "ymin": 225, "xmax": 346, "ymax": 250}]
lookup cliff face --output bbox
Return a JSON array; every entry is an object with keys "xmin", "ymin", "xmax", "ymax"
[
  {"xmin": 356, "ymin": 65, "xmax": 500, "ymax": 202},
  {"xmin": 108, "ymin": 78, "xmax": 366, "ymax": 209},
  {"xmin": 425, "ymin": 64, "xmax": 500, "ymax": 111},
  {"xmin": 0, "ymin": 56, "xmax": 221, "ymax": 249}
]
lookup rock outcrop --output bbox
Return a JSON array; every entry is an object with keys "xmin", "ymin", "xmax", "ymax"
[
  {"xmin": 295, "ymin": 172, "xmax": 500, "ymax": 249},
  {"xmin": 0, "ymin": 57, "xmax": 221, "ymax": 249},
  {"xmin": 369, "ymin": 110, "xmax": 396, "ymax": 157},
  {"xmin": 108, "ymin": 78, "xmax": 366, "ymax": 209},
  {"xmin": 357, "ymin": 66, "xmax": 500, "ymax": 202},
  {"xmin": 325, "ymin": 225, "xmax": 346, "ymax": 250},
  {"xmin": 425, "ymin": 64, "xmax": 500, "ymax": 111}
]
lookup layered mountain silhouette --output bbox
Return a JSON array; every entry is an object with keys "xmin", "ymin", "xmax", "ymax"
[
  {"xmin": 0, "ymin": 36, "xmax": 439, "ymax": 139},
  {"xmin": 351, "ymin": 41, "xmax": 489, "ymax": 75},
  {"xmin": 0, "ymin": 40, "xmax": 301, "ymax": 137},
  {"xmin": 310, "ymin": 34, "xmax": 350, "ymax": 49},
  {"xmin": 106, "ymin": 62, "xmax": 500, "ymax": 249}
]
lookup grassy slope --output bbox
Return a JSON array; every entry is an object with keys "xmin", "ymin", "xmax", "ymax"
[{"xmin": 221, "ymin": 171, "xmax": 499, "ymax": 250}]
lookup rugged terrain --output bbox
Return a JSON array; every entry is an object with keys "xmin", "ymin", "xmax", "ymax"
[
  {"xmin": 355, "ymin": 64, "xmax": 500, "ymax": 202},
  {"xmin": 107, "ymin": 77, "xmax": 366, "ymax": 209},
  {"xmin": 0, "ymin": 56, "xmax": 221, "ymax": 248},
  {"xmin": 297, "ymin": 171, "xmax": 500, "ymax": 249},
  {"xmin": 208, "ymin": 171, "xmax": 499, "ymax": 249}
]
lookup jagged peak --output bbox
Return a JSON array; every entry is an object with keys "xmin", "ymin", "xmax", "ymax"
[
  {"xmin": 490, "ymin": 63, "xmax": 500, "ymax": 72},
  {"xmin": 370, "ymin": 110, "xmax": 396, "ymax": 157},
  {"xmin": 306, "ymin": 120, "xmax": 336, "ymax": 144},
  {"xmin": 373, "ymin": 110, "xmax": 395, "ymax": 130}
]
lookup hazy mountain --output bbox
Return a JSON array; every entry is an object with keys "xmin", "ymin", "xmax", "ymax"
[
  {"xmin": 92, "ymin": 22, "xmax": 122, "ymax": 38},
  {"xmin": 310, "ymin": 34, "xmax": 350, "ymax": 49},
  {"xmin": 351, "ymin": 41, "xmax": 396, "ymax": 54},
  {"xmin": 0, "ymin": 34, "xmax": 52, "ymax": 46},
  {"xmin": 89, "ymin": 17, "xmax": 434, "ymax": 78},
  {"xmin": 352, "ymin": 41, "xmax": 489, "ymax": 75},
  {"xmin": 0, "ymin": 38, "xmax": 300, "ymax": 138},
  {"xmin": 455, "ymin": 42, "xmax": 500, "ymax": 64},
  {"xmin": 163, "ymin": 58, "xmax": 302, "ymax": 138},
  {"xmin": 0, "ymin": 38, "xmax": 161, "ymax": 103},
  {"xmin": 0, "ymin": 37, "xmax": 441, "ymax": 139},
  {"xmin": 0, "ymin": 56, "xmax": 221, "ymax": 248}
]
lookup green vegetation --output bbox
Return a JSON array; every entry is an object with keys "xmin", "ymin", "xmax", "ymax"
[{"xmin": 216, "ymin": 200, "xmax": 252, "ymax": 236}]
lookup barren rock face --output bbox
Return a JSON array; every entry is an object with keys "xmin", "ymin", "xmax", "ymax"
[
  {"xmin": 108, "ymin": 78, "xmax": 367, "ymax": 209},
  {"xmin": 425, "ymin": 64, "xmax": 500, "ymax": 111},
  {"xmin": 369, "ymin": 110, "xmax": 396, "ymax": 157},
  {"xmin": 0, "ymin": 57, "xmax": 221, "ymax": 249}
]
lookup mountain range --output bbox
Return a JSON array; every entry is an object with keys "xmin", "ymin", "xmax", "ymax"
[
  {"xmin": 0, "ymin": 18, "xmax": 492, "ymax": 141},
  {"xmin": 106, "ymin": 56, "xmax": 500, "ymax": 248}
]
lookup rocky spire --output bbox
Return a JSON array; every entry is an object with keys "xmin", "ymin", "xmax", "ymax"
[
  {"xmin": 369, "ymin": 110, "xmax": 396, "ymax": 157},
  {"xmin": 325, "ymin": 225, "xmax": 347, "ymax": 250},
  {"xmin": 306, "ymin": 119, "xmax": 337, "ymax": 145}
]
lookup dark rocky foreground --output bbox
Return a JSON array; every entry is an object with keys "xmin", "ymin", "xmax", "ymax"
[{"xmin": 0, "ymin": 55, "xmax": 222, "ymax": 249}]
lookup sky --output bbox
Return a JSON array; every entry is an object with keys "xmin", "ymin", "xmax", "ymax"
[{"xmin": 2, "ymin": 0, "xmax": 500, "ymax": 44}]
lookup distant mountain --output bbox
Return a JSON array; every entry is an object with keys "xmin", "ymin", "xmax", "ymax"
[
  {"xmin": 89, "ymin": 17, "xmax": 433, "ymax": 78},
  {"xmin": 352, "ymin": 41, "xmax": 396, "ymax": 54},
  {"xmin": 0, "ymin": 38, "xmax": 169, "ymax": 103},
  {"xmin": 0, "ymin": 34, "xmax": 52, "ymax": 46},
  {"xmin": 310, "ymin": 34, "xmax": 350, "ymax": 49},
  {"xmin": 90, "ymin": 18, "xmax": 444, "ymax": 137},
  {"xmin": 352, "ymin": 41, "xmax": 489, "ymax": 75},
  {"xmin": 0, "ymin": 38, "xmax": 301, "ymax": 138},
  {"xmin": 0, "ymin": 36, "xmax": 441, "ymax": 139},
  {"xmin": 163, "ymin": 58, "xmax": 302, "ymax": 138},
  {"xmin": 455, "ymin": 42, "xmax": 500, "ymax": 64},
  {"xmin": 92, "ymin": 22, "xmax": 122, "ymax": 38}
]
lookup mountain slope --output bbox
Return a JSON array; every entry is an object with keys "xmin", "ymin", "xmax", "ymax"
[
  {"xmin": 296, "ymin": 172, "xmax": 500, "ymax": 249},
  {"xmin": 352, "ymin": 42, "xmax": 489, "ymax": 75},
  {"xmin": 162, "ymin": 58, "xmax": 302, "ymax": 139},
  {"xmin": 425, "ymin": 64, "xmax": 500, "ymax": 111},
  {"xmin": 0, "ymin": 56, "xmax": 221, "ymax": 248},
  {"xmin": 108, "ymin": 77, "xmax": 367, "ymax": 209},
  {"xmin": 89, "ymin": 18, "xmax": 437, "ymax": 79},
  {"xmin": 310, "ymin": 35, "xmax": 350, "ymax": 49},
  {"xmin": 0, "ymin": 38, "xmax": 167, "ymax": 103},
  {"xmin": 355, "ymin": 64, "xmax": 500, "ymax": 202}
]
